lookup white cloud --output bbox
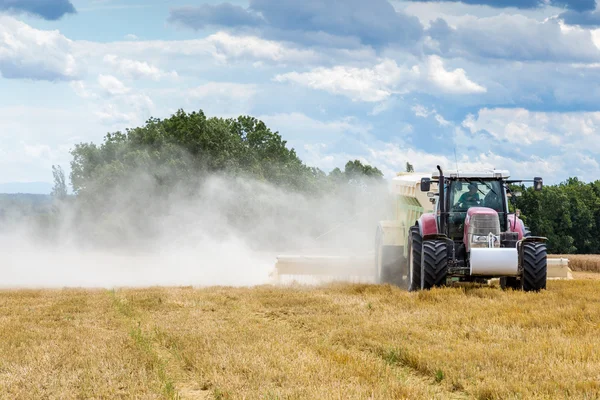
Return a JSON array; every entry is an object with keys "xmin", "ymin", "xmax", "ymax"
[
  {"xmin": 72, "ymin": 31, "xmax": 336, "ymax": 70},
  {"xmin": 426, "ymin": 55, "xmax": 487, "ymax": 94},
  {"xmin": 428, "ymin": 14, "xmax": 600, "ymax": 63},
  {"xmin": 367, "ymin": 143, "xmax": 565, "ymax": 181},
  {"xmin": 460, "ymin": 107, "xmax": 600, "ymax": 147},
  {"xmin": 412, "ymin": 104, "xmax": 451, "ymax": 126},
  {"xmin": 205, "ymin": 32, "xmax": 320, "ymax": 65},
  {"xmin": 103, "ymin": 54, "xmax": 178, "ymax": 81},
  {"xmin": 274, "ymin": 56, "xmax": 486, "ymax": 102},
  {"xmin": 98, "ymin": 74, "xmax": 130, "ymax": 95},
  {"xmin": 274, "ymin": 60, "xmax": 416, "ymax": 102},
  {"xmin": 0, "ymin": 16, "xmax": 78, "ymax": 81}
]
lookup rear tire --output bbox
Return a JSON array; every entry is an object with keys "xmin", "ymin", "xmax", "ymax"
[
  {"xmin": 522, "ymin": 242, "xmax": 547, "ymax": 292},
  {"xmin": 421, "ymin": 240, "xmax": 448, "ymax": 290},
  {"xmin": 407, "ymin": 226, "xmax": 422, "ymax": 291}
]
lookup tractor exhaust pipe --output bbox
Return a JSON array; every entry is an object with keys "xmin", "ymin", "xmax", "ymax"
[{"xmin": 437, "ymin": 165, "xmax": 446, "ymax": 234}]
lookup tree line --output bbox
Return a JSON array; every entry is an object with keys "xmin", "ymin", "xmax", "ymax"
[
  {"xmin": 514, "ymin": 177, "xmax": 600, "ymax": 254},
  {"xmin": 62, "ymin": 109, "xmax": 384, "ymax": 200},
  {"xmin": 49, "ymin": 108, "xmax": 598, "ymax": 255}
]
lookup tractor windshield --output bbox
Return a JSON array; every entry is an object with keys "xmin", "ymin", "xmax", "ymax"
[{"xmin": 446, "ymin": 179, "xmax": 506, "ymax": 238}]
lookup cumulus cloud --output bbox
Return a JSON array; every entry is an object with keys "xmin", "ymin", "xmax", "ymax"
[
  {"xmin": 405, "ymin": 0, "xmax": 596, "ymax": 11},
  {"xmin": 205, "ymin": 32, "xmax": 321, "ymax": 65},
  {"xmin": 462, "ymin": 107, "xmax": 600, "ymax": 150},
  {"xmin": 273, "ymin": 56, "xmax": 486, "ymax": 102},
  {"xmin": 274, "ymin": 60, "xmax": 414, "ymax": 102},
  {"xmin": 0, "ymin": 16, "xmax": 78, "ymax": 81},
  {"xmin": 427, "ymin": 14, "xmax": 600, "ymax": 62},
  {"xmin": 98, "ymin": 74, "xmax": 130, "ymax": 96},
  {"xmin": 168, "ymin": 0, "xmax": 424, "ymax": 48},
  {"xmin": 425, "ymin": 55, "xmax": 487, "ymax": 93},
  {"xmin": 72, "ymin": 31, "xmax": 357, "ymax": 70},
  {"xmin": 103, "ymin": 54, "xmax": 178, "ymax": 81},
  {"xmin": 0, "ymin": 0, "xmax": 76, "ymax": 20}
]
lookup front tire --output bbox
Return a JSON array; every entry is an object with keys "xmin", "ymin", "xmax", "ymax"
[
  {"xmin": 522, "ymin": 242, "xmax": 547, "ymax": 292},
  {"xmin": 421, "ymin": 239, "xmax": 448, "ymax": 290}
]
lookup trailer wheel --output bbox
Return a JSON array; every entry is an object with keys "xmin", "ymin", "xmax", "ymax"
[
  {"xmin": 407, "ymin": 226, "xmax": 422, "ymax": 291},
  {"xmin": 375, "ymin": 227, "xmax": 407, "ymax": 288},
  {"xmin": 500, "ymin": 277, "xmax": 520, "ymax": 290},
  {"xmin": 421, "ymin": 239, "xmax": 448, "ymax": 290},
  {"xmin": 522, "ymin": 242, "xmax": 547, "ymax": 292}
]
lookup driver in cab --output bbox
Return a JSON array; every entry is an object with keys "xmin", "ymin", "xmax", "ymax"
[{"xmin": 457, "ymin": 182, "xmax": 480, "ymax": 207}]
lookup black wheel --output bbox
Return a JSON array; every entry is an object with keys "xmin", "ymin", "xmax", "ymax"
[
  {"xmin": 375, "ymin": 227, "xmax": 407, "ymax": 288},
  {"xmin": 500, "ymin": 277, "xmax": 520, "ymax": 290},
  {"xmin": 421, "ymin": 239, "xmax": 448, "ymax": 290},
  {"xmin": 522, "ymin": 242, "xmax": 547, "ymax": 292},
  {"xmin": 523, "ymin": 225, "xmax": 531, "ymax": 238},
  {"xmin": 407, "ymin": 226, "xmax": 422, "ymax": 291}
]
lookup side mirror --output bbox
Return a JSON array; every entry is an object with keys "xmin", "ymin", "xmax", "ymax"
[
  {"xmin": 420, "ymin": 178, "xmax": 431, "ymax": 192},
  {"xmin": 533, "ymin": 177, "xmax": 543, "ymax": 191}
]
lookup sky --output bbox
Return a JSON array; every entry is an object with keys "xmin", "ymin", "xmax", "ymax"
[{"xmin": 2, "ymin": 0, "xmax": 600, "ymax": 192}]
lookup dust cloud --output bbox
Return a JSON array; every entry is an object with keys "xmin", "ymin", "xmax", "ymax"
[{"xmin": 0, "ymin": 168, "xmax": 390, "ymax": 289}]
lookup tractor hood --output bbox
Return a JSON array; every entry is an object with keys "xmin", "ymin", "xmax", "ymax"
[{"xmin": 464, "ymin": 207, "xmax": 500, "ymax": 251}]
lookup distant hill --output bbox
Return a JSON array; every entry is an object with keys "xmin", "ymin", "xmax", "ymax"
[{"xmin": 0, "ymin": 182, "xmax": 53, "ymax": 194}]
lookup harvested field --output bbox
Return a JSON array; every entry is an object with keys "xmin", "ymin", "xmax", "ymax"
[
  {"xmin": 549, "ymin": 254, "xmax": 600, "ymax": 273},
  {"xmin": 1, "ymin": 277, "xmax": 600, "ymax": 400}
]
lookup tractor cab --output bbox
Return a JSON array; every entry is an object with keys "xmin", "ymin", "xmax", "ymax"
[
  {"xmin": 442, "ymin": 177, "xmax": 508, "ymax": 241},
  {"xmin": 426, "ymin": 171, "xmax": 511, "ymax": 242}
]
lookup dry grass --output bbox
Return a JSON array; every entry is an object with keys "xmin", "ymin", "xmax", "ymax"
[
  {"xmin": 549, "ymin": 254, "xmax": 600, "ymax": 272},
  {"xmin": 1, "ymin": 278, "xmax": 600, "ymax": 399}
]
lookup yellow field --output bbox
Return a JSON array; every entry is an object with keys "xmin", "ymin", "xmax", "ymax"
[
  {"xmin": 1, "ymin": 277, "xmax": 600, "ymax": 400},
  {"xmin": 549, "ymin": 254, "xmax": 600, "ymax": 273}
]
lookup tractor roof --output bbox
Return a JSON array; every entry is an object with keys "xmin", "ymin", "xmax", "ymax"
[{"xmin": 431, "ymin": 169, "xmax": 511, "ymax": 179}]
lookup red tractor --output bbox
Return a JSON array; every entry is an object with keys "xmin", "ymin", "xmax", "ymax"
[{"xmin": 408, "ymin": 165, "xmax": 546, "ymax": 291}]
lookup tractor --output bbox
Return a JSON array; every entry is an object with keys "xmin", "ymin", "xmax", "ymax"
[{"xmin": 376, "ymin": 165, "xmax": 547, "ymax": 291}]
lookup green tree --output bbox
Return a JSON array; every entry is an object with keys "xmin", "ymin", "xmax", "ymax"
[
  {"xmin": 51, "ymin": 165, "xmax": 67, "ymax": 200},
  {"xmin": 69, "ymin": 110, "xmax": 324, "ymax": 198},
  {"xmin": 343, "ymin": 160, "xmax": 384, "ymax": 180}
]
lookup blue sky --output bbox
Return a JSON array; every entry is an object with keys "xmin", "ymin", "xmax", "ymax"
[{"xmin": 2, "ymin": 0, "xmax": 600, "ymax": 192}]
